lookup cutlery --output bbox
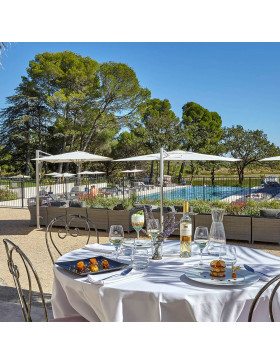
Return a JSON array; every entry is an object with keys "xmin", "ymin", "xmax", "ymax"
[
  {"xmin": 101, "ymin": 267, "xmax": 133, "ymax": 281},
  {"xmin": 244, "ymin": 264, "xmax": 271, "ymax": 278}
]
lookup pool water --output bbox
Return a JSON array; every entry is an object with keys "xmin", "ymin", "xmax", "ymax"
[{"xmin": 139, "ymin": 186, "xmax": 250, "ymax": 201}]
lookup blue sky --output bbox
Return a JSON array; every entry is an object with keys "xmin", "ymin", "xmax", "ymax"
[{"xmin": 1, "ymin": 42, "xmax": 280, "ymax": 146}]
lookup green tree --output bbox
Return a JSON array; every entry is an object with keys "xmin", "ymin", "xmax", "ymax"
[
  {"xmin": 1, "ymin": 51, "xmax": 150, "ymax": 174},
  {"xmin": 0, "ymin": 80, "xmax": 48, "ymax": 175},
  {"xmin": 221, "ymin": 125, "xmax": 279, "ymax": 184},
  {"xmin": 135, "ymin": 98, "xmax": 181, "ymax": 179},
  {"xmin": 179, "ymin": 102, "xmax": 223, "ymax": 181}
]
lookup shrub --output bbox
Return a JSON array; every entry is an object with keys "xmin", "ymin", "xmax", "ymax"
[
  {"xmin": 0, "ymin": 188, "xmax": 18, "ymax": 201},
  {"xmin": 139, "ymin": 197, "xmax": 280, "ymax": 216},
  {"xmin": 78, "ymin": 194, "xmax": 137, "ymax": 210}
]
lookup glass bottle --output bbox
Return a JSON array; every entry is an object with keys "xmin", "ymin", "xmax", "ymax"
[
  {"xmin": 209, "ymin": 208, "xmax": 226, "ymax": 249},
  {"xmin": 180, "ymin": 201, "xmax": 192, "ymax": 258}
]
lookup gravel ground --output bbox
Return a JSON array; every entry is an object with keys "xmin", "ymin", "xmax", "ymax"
[{"xmin": 0, "ymin": 208, "xmax": 280, "ymax": 295}]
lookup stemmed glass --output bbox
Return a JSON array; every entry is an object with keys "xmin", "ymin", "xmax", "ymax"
[
  {"xmin": 147, "ymin": 219, "xmax": 160, "ymax": 244},
  {"xmin": 109, "ymin": 225, "xmax": 124, "ymax": 258},
  {"xmin": 131, "ymin": 212, "xmax": 145, "ymax": 244},
  {"xmin": 194, "ymin": 226, "xmax": 209, "ymax": 266}
]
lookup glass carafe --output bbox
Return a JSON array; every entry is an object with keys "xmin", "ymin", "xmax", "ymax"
[{"xmin": 209, "ymin": 208, "xmax": 226, "ymax": 248}]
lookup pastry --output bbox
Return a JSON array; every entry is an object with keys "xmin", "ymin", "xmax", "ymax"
[{"xmin": 210, "ymin": 260, "xmax": 226, "ymax": 277}]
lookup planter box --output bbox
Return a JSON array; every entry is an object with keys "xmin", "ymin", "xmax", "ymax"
[
  {"xmin": 87, "ymin": 208, "xmax": 109, "ymax": 231},
  {"xmin": 28, "ymin": 206, "xmax": 48, "ymax": 226},
  {"xmin": 47, "ymin": 207, "xmax": 68, "ymax": 226},
  {"xmin": 223, "ymin": 215, "xmax": 252, "ymax": 243},
  {"xmin": 194, "ymin": 214, "xmax": 252, "ymax": 243},
  {"xmin": 108, "ymin": 210, "xmax": 134, "ymax": 233},
  {"xmin": 194, "ymin": 214, "xmax": 212, "ymax": 231},
  {"xmin": 252, "ymin": 217, "xmax": 280, "ymax": 244},
  {"xmin": 67, "ymin": 207, "xmax": 88, "ymax": 228}
]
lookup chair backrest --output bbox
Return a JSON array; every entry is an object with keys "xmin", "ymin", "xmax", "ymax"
[
  {"xmin": 248, "ymin": 274, "xmax": 280, "ymax": 321},
  {"xmin": 45, "ymin": 214, "xmax": 99, "ymax": 264},
  {"xmin": 2, "ymin": 239, "xmax": 48, "ymax": 322}
]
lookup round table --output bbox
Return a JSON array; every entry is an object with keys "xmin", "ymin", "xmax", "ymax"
[{"xmin": 51, "ymin": 241, "xmax": 280, "ymax": 322}]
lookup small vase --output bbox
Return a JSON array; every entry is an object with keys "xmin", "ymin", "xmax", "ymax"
[{"xmin": 152, "ymin": 237, "xmax": 163, "ymax": 260}]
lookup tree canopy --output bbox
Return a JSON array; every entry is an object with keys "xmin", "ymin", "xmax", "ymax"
[
  {"xmin": 222, "ymin": 125, "xmax": 280, "ymax": 183},
  {"xmin": 0, "ymin": 50, "xmax": 278, "ymax": 180}
]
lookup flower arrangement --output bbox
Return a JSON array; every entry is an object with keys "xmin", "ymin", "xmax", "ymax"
[{"xmin": 142, "ymin": 208, "xmax": 180, "ymax": 260}]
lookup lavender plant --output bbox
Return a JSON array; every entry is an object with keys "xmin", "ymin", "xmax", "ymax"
[{"xmin": 142, "ymin": 208, "xmax": 180, "ymax": 260}]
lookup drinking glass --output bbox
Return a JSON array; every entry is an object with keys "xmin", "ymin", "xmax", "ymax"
[
  {"xmin": 131, "ymin": 212, "xmax": 145, "ymax": 243},
  {"xmin": 220, "ymin": 245, "xmax": 237, "ymax": 267},
  {"xmin": 131, "ymin": 246, "xmax": 149, "ymax": 270},
  {"xmin": 109, "ymin": 225, "xmax": 124, "ymax": 258},
  {"xmin": 194, "ymin": 226, "xmax": 209, "ymax": 266},
  {"xmin": 147, "ymin": 219, "xmax": 160, "ymax": 244}
]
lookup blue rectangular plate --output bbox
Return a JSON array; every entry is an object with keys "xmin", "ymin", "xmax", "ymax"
[{"xmin": 56, "ymin": 255, "xmax": 128, "ymax": 277}]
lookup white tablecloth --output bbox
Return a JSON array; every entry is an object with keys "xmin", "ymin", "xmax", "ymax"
[{"xmin": 51, "ymin": 241, "xmax": 280, "ymax": 322}]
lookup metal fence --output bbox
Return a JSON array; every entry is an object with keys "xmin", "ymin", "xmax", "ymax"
[{"xmin": 1, "ymin": 175, "xmax": 280, "ymax": 208}]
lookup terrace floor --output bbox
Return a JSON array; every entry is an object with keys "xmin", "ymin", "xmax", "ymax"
[{"xmin": 0, "ymin": 207, "xmax": 280, "ymax": 321}]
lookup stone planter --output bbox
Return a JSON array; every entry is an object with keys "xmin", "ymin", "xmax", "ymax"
[{"xmin": 87, "ymin": 208, "xmax": 109, "ymax": 231}]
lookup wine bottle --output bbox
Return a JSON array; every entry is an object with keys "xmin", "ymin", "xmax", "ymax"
[{"xmin": 180, "ymin": 201, "xmax": 192, "ymax": 258}]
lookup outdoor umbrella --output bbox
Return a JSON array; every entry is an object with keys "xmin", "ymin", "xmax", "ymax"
[
  {"xmin": 116, "ymin": 149, "xmax": 240, "ymax": 230},
  {"xmin": 259, "ymin": 156, "xmax": 280, "ymax": 161},
  {"xmin": 54, "ymin": 173, "xmax": 76, "ymax": 198},
  {"xmin": 9, "ymin": 174, "xmax": 31, "ymax": 179},
  {"xmin": 33, "ymin": 151, "xmax": 112, "ymax": 228},
  {"xmin": 77, "ymin": 170, "xmax": 105, "ymax": 190}
]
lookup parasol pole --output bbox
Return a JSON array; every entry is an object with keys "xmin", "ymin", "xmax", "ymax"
[
  {"xmin": 36, "ymin": 150, "xmax": 40, "ymax": 229},
  {"xmin": 160, "ymin": 147, "xmax": 164, "ymax": 233}
]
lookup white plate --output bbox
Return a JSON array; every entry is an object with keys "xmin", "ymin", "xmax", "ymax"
[{"xmin": 184, "ymin": 267, "xmax": 259, "ymax": 286}]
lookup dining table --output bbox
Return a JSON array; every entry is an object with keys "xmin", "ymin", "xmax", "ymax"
[{"xmin": 51, "ymin": 241, "xmax": 280, "ymax": 322}]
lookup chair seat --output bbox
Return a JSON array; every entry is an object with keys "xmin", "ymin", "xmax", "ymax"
[{"xmin": 50, "ymin": 315, "xmax": 88, "ymax": 322}]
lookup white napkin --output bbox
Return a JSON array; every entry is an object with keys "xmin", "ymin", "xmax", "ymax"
[
  {"xmin": 83, "ymin": 244, "xmax": 114, "ymax": 254},
  {"xmin": 87, "ymin": 270, "xmax": 145, "ymax": 286}
]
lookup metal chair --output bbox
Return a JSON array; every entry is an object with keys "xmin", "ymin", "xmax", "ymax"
[
  {"xmin": 248, "ymin": 275, "xmax": 280, "ymax": 321},
  {"xmin": 3, "ymin": 239, "xmax": 88, "ymax": 322},
  {"xmin": 45, "ymin": 214, "xmax": 99, "ymax": 264}
]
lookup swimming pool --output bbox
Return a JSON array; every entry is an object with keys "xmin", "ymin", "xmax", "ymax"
[{"xmin": 138, "ymin": 186, "xmax": 251, "ymax": 201}]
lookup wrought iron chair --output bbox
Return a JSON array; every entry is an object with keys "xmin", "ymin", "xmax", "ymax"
[
  {"xmin": 45, "ymin": 214, "xmax": 99, "ymax": 264},
  {"xmin": 3, "ymin": 239, "xmax": 88, "ymax": 322},
  {"xmin": 248, "ymin": 274, "xmax": 280, "ymax": 321}
]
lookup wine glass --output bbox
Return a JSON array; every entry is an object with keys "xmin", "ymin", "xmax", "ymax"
[
  {"xmin": 194, "ymin": 226, "xmax": 209, "ymax": 266},
  {"xmin": 147, "ymin": 219, "xmax": 160, "ymax": 244},
  {"xmin": 131, "ymin": 212, "xmax": 145, "ymax": 244},
  {"xmin": 109, "ymin": 225, "xmax": 124, "ymax": 258}
]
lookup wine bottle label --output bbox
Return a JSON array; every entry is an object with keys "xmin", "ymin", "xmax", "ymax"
[{"xmin": 180, "ymin": 224, "xmax": 192, "ymax": 239}]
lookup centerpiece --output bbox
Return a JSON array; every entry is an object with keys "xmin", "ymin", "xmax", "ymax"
[{"xmin": 143, "ymin": 208, "xmax": 180, "ymax": 260}]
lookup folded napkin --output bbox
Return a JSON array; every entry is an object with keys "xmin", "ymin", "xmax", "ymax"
[
  {"xmin": 87, "ymin": 270, "xmax": 144, "ymax": 286},
  {"xmin": 83, "ymin": 243, "xmax": 114, "ymax": 254}
]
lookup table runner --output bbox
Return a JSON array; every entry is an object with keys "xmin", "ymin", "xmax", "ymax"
[{"xmin": 51, "ymin": 241, "xmax": 280, "ymax": 321}]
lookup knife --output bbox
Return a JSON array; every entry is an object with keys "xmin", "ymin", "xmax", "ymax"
[{"xmin": 244, "ymin": 264, "xmax": 271, "ymax": 278}]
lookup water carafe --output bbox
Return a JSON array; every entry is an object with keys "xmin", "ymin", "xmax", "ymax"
[{"xmin": 209, "ymin": 208, "xmax": 226, "ymax": 247}]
